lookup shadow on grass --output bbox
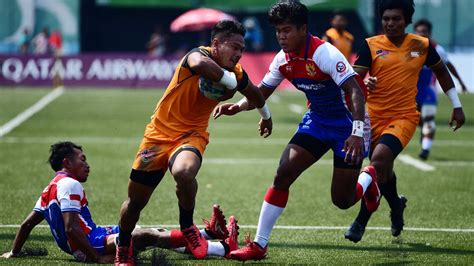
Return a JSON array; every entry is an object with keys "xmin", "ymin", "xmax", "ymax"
[{"xmin": 269, "ymin": 242, "xmax": 474, "ymax": 256}]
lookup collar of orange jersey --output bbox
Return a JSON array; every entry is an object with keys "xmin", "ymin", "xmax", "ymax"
[{"xmin": 287, "ymin": 33, "xmax": 312, "ymax": 61}]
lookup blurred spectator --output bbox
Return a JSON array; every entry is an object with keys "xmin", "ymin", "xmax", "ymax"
[
  {"xmin": 49, "ymin": 30, "xmax": 63, "ymax": 56},
  {"xmin": 18, "ymin": 28, "xmax": 30, "ymax": 54},
  {"xmin": 243, "ymin": 17, "xmax": 263, "ymax": 52},
  {"xmin": 32, "ymin": 27, "xmax": 50, "ymax": 55},
  {"xmin": 322, "ymin": 12, "xmax": 353, "ymax": 61},
  {"xmin": 146, "ymin": 26, "xmax": 167, "ymax": 56}
]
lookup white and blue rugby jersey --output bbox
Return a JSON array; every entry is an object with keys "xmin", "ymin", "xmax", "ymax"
[
  {"xmin": 261, "ymin": 34, "xmax": 357, "ymax": 118},
  {"xmin": 33, "ymin": 171, "xmax": 96, "ymax": 254}
]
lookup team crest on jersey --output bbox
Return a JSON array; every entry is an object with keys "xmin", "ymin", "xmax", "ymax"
[
  {"xmin": 336, "ymin": 61, "xmax": 346, "ymax": 73},
  {"xmin": 375, "ymin": 49, "xmax": 389, "ymax": 59},
  {"xmin": 306, "ymin": 63, "xmax": 316, "ymax": 77}
]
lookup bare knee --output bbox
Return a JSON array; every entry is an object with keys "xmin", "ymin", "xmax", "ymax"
[
  {"xmin": 331, "ymin": 196, "xmax": 352, "ymax": 210},
  {"xmin": 273, "ymin": 165, "xmax": 297, "ymax": 190},
  {"xmin": 173, "ymin": 166, "xmax": 198, "ymax": 185}
]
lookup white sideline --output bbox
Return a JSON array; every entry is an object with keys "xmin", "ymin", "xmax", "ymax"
[
  {"xmin": 0, "ymin": 224, "xmax": 472, "ymax": 233},
  {"xmin": 2, "ymin": 136, "xmax": 474, "ymax": 147},
  {"xmin": 0, "ymin": 87, "xmax": 65, "ymax": 138},
  {"xmin": 288, "ymin": 103, "xmax": 305, "ymax": 114},
  {"xmin": 397, "ymin": 155, "xmax": 435, "ymax": 172}
]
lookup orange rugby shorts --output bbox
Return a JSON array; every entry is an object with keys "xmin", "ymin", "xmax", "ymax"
[
  {"xmin": 132, "ymin": 133, "xmax": 208, "ymax": 172},
  {"xmin": 370, "ymin": 113, "xmax": 419, "ymax": 149}
]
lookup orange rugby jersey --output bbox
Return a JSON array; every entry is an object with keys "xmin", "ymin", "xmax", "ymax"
[
  {"xmin": 354, "ymin": 33, "xmax": 441, "ymax": 119},
  {"xmin": 144, "ymin": 46, "xmax": 248, "ymax": 141},
  {"xmin": 323, "ymin": 28, "xmax": 354, "ymax": 60}
]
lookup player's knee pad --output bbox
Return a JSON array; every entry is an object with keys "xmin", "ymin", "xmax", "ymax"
[{"xmin": 422, "ymin": 120, "xmax": 436, "ymax": 135}]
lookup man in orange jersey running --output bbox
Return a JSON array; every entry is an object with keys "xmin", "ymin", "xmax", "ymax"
[
  {"xmin": 114, "ymin": 20, "xmax": 272, "ymax": 265},
  {"xmin": 322, "ymin": 11, "xmax": 354, "ymax": 61},
  {"xmin": 344, "ymin": 0, "xmax": 465, "ymax": 243}
]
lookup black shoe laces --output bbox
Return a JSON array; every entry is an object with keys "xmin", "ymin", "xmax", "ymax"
[{"xmin": 184, "ymin": 228, "xmax": 201, "ymax": 249}]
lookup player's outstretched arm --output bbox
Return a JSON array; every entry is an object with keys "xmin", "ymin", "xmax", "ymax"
[
  {"xmin": 341, "ymin": 76, "xmax": 365, "ymax": 164},
  {"xmin": 240, "ymin": 82, "xmax": 273, "ymax": 137},
  {"xmin": 446, "ymin": 62, "xmax": 469, "ymax": 93},
  {"xmin": 431, "ymin": 62, "xmax": 465, "ymax": 131},
  {"xmin": 1, "ymin": 211, "xmax": 44, "ymax": 258}
]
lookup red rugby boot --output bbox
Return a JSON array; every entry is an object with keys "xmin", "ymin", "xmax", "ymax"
[
  {"xmin": 203, "ymin": 204, "xmax": 228, "ymax": 240},
  {"xmin": 181, "ymin": 224, "xmax": 208, "ymax": 259},
  {"xmin": 362, "ymin": 165, "xmax": 381, "ymax": 212}
]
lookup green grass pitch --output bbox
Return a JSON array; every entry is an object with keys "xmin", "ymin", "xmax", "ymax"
[{"xmin": 0, "ymin": 87, "xmax": 473, "ymax": 265}]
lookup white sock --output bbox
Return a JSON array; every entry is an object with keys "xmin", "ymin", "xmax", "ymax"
[
  {"xmin": 254, "ymin": 201, "xmax": 284, "ymax": 247},
  {"xmin": 206, "ymin": 241, "xmax": 225, "ymax": 257},
  {"xmin": 200, "ymin": 229, "xmax": 211, "ymax": 240},
  {"xmin": 358, "ymin": 172, "xmax": 373, "ymax": 194},
  {"xmin": 422, "ymin": 137, "xmax": 433, "ymax": 150}
]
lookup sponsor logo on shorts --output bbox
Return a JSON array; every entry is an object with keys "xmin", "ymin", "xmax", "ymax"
[
  {"xmin": 140, "ymin": 149, "xmax": 156, "ymax": 163},
  {"xmin": 105, "ymin": 226, "xmax": 114, "ymax": 234}
]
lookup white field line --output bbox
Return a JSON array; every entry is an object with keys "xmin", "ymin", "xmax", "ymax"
[
  {"xmin": 398, "ymin": 155, "xmax": 436, "ymax": 171},
  {"xmin": 269, "ymin": 94, "xmax": 281, "ymax": 103},
  {"xmin": 288, "ymin": 103, "xmax": 305, "ymax": 114},
  {"xmin": 205, "ymin": 158, "xmax": 332, "ymax": 165},
  {"xmin": 0, "ymin": 137, "xmax": 472, "ymax": 168},
  {"xmin": 1, "ymin": 224, "xmax": 473, "ymax": 233},
  {"xmin": 2, "ymin": 136, "xmax": 474, "ymax": 147},
  {"xmin": 430, "ymin": 161, "xmax": 474, "ymax": 167},
  {"xmin": 0, "ymin": 87, "xmax": 65, "ymax": 138}
]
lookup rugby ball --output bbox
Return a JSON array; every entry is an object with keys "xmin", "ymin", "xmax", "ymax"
[{"xmin": 198, "ymin": 77, "xmax": 236, "ymax": 101}]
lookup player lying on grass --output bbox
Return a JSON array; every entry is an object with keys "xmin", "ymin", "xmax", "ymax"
[
  {"xmin": 115, "ymin": 19, "xmax": 272, "ymax": 265},
  {"xmin": 214, "ymin": 1, "xmax": 380, "ymax": 261},
  {"xmin": 1, "ymin": 142, "xmax": 239, "ymax": 263}
]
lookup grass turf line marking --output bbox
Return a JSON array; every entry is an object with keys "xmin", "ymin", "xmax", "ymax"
[
  {"xmin": 269, "ymin": 94, "xmax": 281, "ymax": 103},
  {"xmin": 2, "ymin": 137, "xmax": 474, "ymax": 147},
  {"xmin": 1, "ymin": 224, "xmax": 473, "ymax": 233},
  {"xmin": 288, "ymin": 103, "xmax": 305, "ymax": 114},
  {"xmin": 398, "ymin": 154, "xmax": 435, "ymax": 171},
  {"xmin": 0, "ymin": 87, "xmax": 65, "ymax": 138}
]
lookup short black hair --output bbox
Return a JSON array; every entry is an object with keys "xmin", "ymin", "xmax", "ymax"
[
  {"xmin": 211, "ymin": 20, "xmax": 246, "ymax": 41},
  {"xmin": 379, "ymin": 0, "xmax": 415, "ymax": 25},
  {"xmin": 332, "ymin": 10, "xmax": 346, "ymax": 19},
  {"xmin": 268, "ymin": 0, "xmax": 308, "ymax": 28},
  {"xmin": 414, "ymin": 18, "xmax": 432, "ymax": 33},
  {"xmin": 49, "ymin": 141, "xmax": 82, "ymax": 171}
]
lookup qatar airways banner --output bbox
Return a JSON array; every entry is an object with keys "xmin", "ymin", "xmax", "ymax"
[
  {"xmin": 0, "ymin": 54, "xmax": 181, "ymax": 87},
  {"xmin": 0, "ymin": 53, "xmax": 294, "ymax": 89}
]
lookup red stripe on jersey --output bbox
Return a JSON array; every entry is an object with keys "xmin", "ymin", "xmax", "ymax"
[{"xmin": 69, "ymin": 194, "xmax": 81, "ymax": 201}]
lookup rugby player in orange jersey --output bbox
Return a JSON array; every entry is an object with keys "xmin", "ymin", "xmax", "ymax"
[
  {"xmin": 114, "ymin": 20, "xmax": 272, "ymax": 265},
  {"xmin": 322, "ymin": 11, "xmax": 354, "ymax": 61},
  {"xmin": 344, "ymin": 0, "xmax": 465, "ymax": 243}
]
